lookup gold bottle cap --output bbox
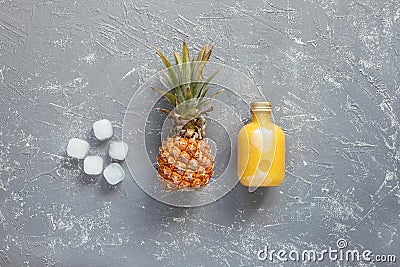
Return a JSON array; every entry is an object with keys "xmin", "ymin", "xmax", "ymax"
[{"xmin": 250, "ymin": 101, "xmax": 272, "ymax": 112}]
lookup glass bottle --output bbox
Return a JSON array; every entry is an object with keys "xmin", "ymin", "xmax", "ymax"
[{"xmin": 238, "ymin": 102, "xmax": 285, "ymax": 187}]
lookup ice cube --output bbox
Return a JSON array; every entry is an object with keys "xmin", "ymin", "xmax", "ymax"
[
  {"xmin": 93, "ymin": 119, "xmax": 113, "ymax": 141},
  {"xmin": 109, "ymin": 141, "xmax": 129, "ymax": 161},
  {"xmin": 103, "ymin": 163, "xmax": 125, "ymax": 185},
  {"xmin": 84, "ymin": 155, "xmax": 103, "ymax": 175},
  {"xmin": 67, "ymin": 138, "xmax": 90, "ymax": 159}
]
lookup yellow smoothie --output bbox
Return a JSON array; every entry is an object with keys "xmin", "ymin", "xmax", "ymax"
[{"xmin": 238, "ymin": 102, "xmax": 285, "ymax": 187}]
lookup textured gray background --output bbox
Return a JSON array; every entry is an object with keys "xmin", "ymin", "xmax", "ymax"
[{"xmin": 1, "ymin": 0, "xmax": 399, "ymax": 266}]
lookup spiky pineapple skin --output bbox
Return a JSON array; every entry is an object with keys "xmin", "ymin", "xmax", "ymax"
[
  {"xmin": 153, "ymin": 41, "xmax": 221, "ymax": 190},
  {"xmin": 157, "ymin": 136, "xmax": 214, "ymax": 190}
]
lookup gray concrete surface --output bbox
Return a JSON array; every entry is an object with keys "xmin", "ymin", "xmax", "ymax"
[{"xmin": 1, "ymin": 0, "xmax": 399, "ymax": 266}]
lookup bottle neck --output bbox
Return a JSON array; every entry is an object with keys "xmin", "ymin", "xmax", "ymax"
[{"xmin": 251, "ymin": 110, "xmax": 271, "ymax": 124}]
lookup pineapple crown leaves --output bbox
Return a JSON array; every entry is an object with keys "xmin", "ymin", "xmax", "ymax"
[{"xmin": 152, "ymin": 41, "xmax": 223, "ymax": 116}]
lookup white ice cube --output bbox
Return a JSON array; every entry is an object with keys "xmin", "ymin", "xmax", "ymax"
[
  {"xmin": 93, "ymin": 119, "xmax": 113, "ymax": 141},
  {"xmin": 67, "ymin": 138, "xmax": 90, "ymax": 159},
  {"xmin": 103, "ymin": 163, "xmax": 125, "ymax": 185},
  {"xmin": 84, "ymin": 155, "xmax": 103, "ymax": 175},
  {"xmin": 109, "ymin": 141, "xmax": 129, "ymax": 161}
]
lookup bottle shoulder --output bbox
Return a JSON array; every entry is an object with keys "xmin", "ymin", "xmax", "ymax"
[
  {"xmin": 239, "ymin": 122, "xmax": 258, "ymax": 134},
  {"xmin": 274, "ymin": 124, "xmax": 284, "ymax": 133},
  {"xmin": 240, "ymin": 121, "xmax": 283, "ymax": 131}
]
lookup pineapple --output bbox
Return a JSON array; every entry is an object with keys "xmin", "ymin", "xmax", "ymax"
[{"xmin": 153, "ymin": 41, "xmax": 222, "ymax": 190}]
